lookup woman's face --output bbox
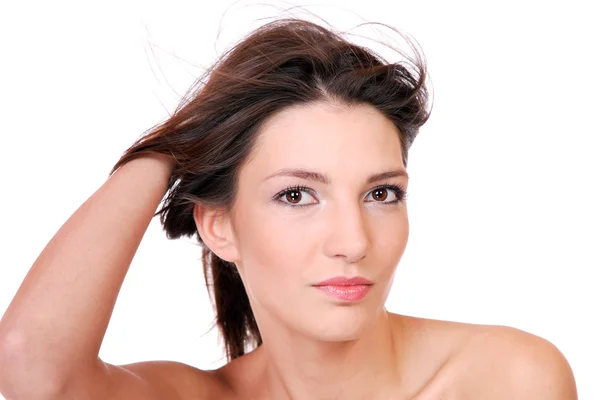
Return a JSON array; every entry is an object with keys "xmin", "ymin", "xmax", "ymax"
[{"xmin": 228, "ymin": 101, "xmax": 409, "ymax": 341}]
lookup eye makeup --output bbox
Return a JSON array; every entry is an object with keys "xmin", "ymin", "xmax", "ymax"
[{"xmin": 272, "ymin": 184, "xmax": 407, "ymax": 208}]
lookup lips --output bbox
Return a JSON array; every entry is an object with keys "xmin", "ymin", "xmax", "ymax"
[
  {"xmin": 313, "ymin": 276, "xmax": 374, "ymax": 286},
  {"xmin": 312, "ymin": 276, "xmax": 374, "ymax": 302}
]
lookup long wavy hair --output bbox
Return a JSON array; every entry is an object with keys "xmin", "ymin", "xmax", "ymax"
[{"xmin": 109, "ymin": 17, "xmax": 432, "ymax": 362}]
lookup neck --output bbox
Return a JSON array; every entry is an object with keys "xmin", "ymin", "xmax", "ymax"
[{"xmin": 253, "ymin": 308, "xmax": 402, "ymax": 400}]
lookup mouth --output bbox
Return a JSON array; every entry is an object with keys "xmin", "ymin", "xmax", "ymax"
[
  {"xmin": 313, "ymin": 284, "xmax": 373, "ymax": 302},
  {"xmin": 314, "ymin": 276, "xmax": 374, "ymax": 286}
]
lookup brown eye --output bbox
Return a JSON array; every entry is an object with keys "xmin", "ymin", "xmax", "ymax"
[
  {"xmin": 365, "ymin": 185, "xmax": 405, "ymax": 204},
  {"xmin": 286, "ymin": 190, "xmax": 302, "ymax": 203},
  {"xmin": 372, "ymin": 188, "xmax": 388, "ymax": 201},
  {"xmin": 276, "ymin": 186, "xmax": 317, "ymax": 207}
]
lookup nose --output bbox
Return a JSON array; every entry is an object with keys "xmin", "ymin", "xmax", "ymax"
[{"xmin": 322, "ymin": 199, "xmax": 369, "ymax": 263}]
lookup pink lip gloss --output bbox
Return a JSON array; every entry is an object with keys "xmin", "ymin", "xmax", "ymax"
[{"xmin": 315, "ymin": 284, "xmax": 372, "ymax": 301}]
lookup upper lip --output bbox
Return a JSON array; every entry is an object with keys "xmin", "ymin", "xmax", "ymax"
[{"xmin": 313, "ymin": 276, "xmax": 374, "ymax": 286}]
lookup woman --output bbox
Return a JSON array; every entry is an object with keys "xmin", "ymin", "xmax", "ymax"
[{"xmin": 0, "ymin": 18, "xmax": 576, "ymax": 399}]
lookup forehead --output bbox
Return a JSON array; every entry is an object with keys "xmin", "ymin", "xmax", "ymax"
[{"xmin": 246, "ymin": 101, "xmax": 403, "ymax": 174}]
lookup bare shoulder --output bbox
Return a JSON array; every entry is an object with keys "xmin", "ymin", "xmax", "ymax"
[
  {"xmin": 440, "ymin": 324, "xmax": 577, "ymax": 400},
  {"xmin": 458, "ymin": 325, "xmax": 578, "ymax": 399},
  {"xmin": 390, "ymin": 315, "xmax": 577, "ymax": 399}
]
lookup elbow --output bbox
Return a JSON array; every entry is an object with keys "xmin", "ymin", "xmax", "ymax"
[{"xmin": 0, "ymin": 330, "xmax": 69, "ymax": 400}]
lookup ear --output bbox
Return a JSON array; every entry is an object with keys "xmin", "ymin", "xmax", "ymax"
[{"xmin": 193, "ymin": 202, "xmax": 240, "ymax": 263}]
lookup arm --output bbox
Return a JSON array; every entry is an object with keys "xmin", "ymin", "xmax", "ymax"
[{"xmin": 0, "ymin": 154, "xmax": 208, "ymax": 399}]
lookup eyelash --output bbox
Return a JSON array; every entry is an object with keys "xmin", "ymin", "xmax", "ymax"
[{"xmin": 274, "ymin": 184, "xmax": 407, "ymax": 208}]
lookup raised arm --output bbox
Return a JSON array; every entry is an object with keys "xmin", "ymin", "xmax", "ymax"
[{"xmin": 0, "ymin": 155, "xmax": 215, "ymax": 399}]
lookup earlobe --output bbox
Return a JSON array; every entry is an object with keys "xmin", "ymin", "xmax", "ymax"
[{"xmin": 193, "ymin": 203, "xmax": 240, "ymax": 263}]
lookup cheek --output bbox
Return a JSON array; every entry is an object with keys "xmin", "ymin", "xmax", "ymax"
[
  {"xmin": 234, "ymin": 205, "xmax": 318, "ymax": 305},
  {"xmin": 372, "ymin": 210, "xmax": 409, "ymax": 273},
  {"xmin": 356, "ymin": 211, "xmax": 409, "ymax": 311}
]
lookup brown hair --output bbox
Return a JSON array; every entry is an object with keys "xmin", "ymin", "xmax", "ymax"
[{"xmin": 109, "ymin": 17, "xmax": 432, "ymax": 362}]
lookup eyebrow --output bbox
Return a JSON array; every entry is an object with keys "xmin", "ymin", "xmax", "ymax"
[{"xmin": 263, "ymin": 168, "xmax": 409, "ymax": 184}]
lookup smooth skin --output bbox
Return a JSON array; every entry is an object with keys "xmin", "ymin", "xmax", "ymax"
[{"xmin": 0, "ymin": 102, "xmax": 577, "ymax": 399}]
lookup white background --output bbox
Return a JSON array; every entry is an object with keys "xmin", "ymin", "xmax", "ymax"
[{"xmin": 0, "ymin": 0, "xmax": 598, "ymax": 398}]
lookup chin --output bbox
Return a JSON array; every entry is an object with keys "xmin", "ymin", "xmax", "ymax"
[{"xmin": 302, "ymin": 305, "xmax": 382, "ymax": 342}]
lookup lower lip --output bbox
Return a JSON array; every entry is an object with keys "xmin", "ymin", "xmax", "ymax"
[{"xmin": 314, "ymin": 285, "xmax": 372, "ymax": 301}]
